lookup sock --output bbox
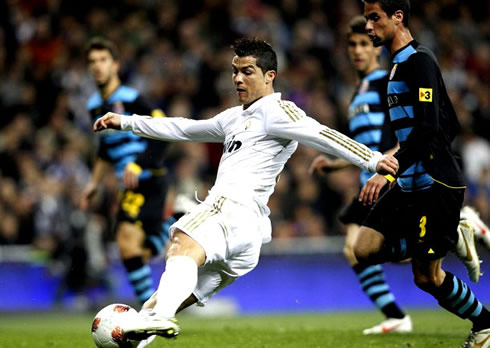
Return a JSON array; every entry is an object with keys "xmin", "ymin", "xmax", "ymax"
[
  {"xmin": 123, "ymin": 256, "xmax": 154, "ymax": 305},
  {"xmin": 154, "ymin": 255, "xmax": 198, "ymax": 318},
  {"xmin": 145, "ymin": 217, "xmax": 176, "ymax": 257},
  {"xmin": 432, "ymin": 272, "xmax": 490, "ymax": 331},
  {"xmin": 353, "ymin": 263, "xmax": 405, "ymax": 319}
]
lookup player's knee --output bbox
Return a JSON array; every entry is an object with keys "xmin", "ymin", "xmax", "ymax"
[
  {"xmin": 353, "ymin": 243, "xmax": 370, "ymax": 263},
  {"xmin": 117, "ymin": 222, "xmax": 144, "ymax": 257},
  {"xmin": 343, "ymin": 244, "xmax": 357, "ymax": 265},
  {"xmin": 354, "ymin": 227, "xmax": 384, "ymax": 262},
  {"xmin": 413, "ymin": 272, "xmax": 440, "ymax": 292},
  {"xmin": 166, "ymin": 229, "xmax": 206, "ymax": 266}
]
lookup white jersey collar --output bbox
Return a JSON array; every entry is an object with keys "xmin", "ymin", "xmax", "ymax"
[{"xmin": 242, "ymin": 92, "xmax": 281, "ymax": 114}]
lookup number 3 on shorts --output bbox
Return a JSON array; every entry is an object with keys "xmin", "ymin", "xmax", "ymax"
[
  {"xmin": 121, "ymin": 191, "xmax": 145, "ymax": 218},
  {"xmin": 419, "ymin": 216, "xmax": 427, "ymax": 238}
]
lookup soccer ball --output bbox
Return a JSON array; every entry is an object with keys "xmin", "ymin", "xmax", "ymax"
[{"xmin": 91, "ymin": 303, "xmax": 140, "ymax": 348}]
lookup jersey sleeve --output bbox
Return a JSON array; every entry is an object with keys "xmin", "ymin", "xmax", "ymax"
[
  {"xmin": 120, "ymin": 112, "xmax": 226, "ymax": 143},
  {"xmin": 266, "ymin": 101, "xmax": 382, "ymax": 172},
  {"xmin": 394, "ymin": 53, "xmax": 440, "ymax": 175}
]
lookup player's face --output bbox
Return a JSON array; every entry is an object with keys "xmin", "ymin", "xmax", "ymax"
[
  {"xmin": 232, "ymin": 55, "xmax": 270, "ymax": 108},
  {"xmin": 347, "ymin": 33, "xmax": 380, "ymax": 74},
  {"xmin": 88, "ymin": 49, "xmax": 119, "ymax": 87},
  {"xmin": 364, "ymin": 2, "xmax": 395, "ymax": 47}
]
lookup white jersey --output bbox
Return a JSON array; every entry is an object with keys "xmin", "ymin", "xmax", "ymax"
[{"xmin": 120, "ymin": 92, "xmax": 382, "ymax": 227}]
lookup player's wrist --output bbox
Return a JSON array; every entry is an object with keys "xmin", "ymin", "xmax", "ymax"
[
  {"xmin": 369, "ymin": 151, "xmax": 383, "ymax": 173},
  {"xmin": 120, "ymin": 115, "xmax": 133, "ymax": 131}
]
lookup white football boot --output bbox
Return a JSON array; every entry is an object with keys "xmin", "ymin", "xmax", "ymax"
[
  {"xmin": 461, "ymin": 328, "xmax": 490, "ymax": 348},
  {"xmin": 122, "ymin": 309, "xmax": 179, "ymax": 341},
  {"xmin": 455, "ymin": 220, "xmax": 482, "ymax": 283},
  {"xmin": 461, "ymin": 206, "xmax": 490, "ymax": 250},
  {"xmin": 362, "ymin": 315, "xmax": 412, "ymax": 335}
]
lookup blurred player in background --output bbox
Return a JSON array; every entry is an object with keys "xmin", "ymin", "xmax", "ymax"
[
  {"xmin": 82, "ymin": 37, "xmax": 171, "ymax": 305},
  {"xmin": 357, "ymin": 1, "xmax": 490, "ymax": 347},
  {"xmin": 93, "ymin": 37, "xmax": 399, "ymax": 345},
  {"xmin": 309, "ymin": 16, "xmax": 411, "ymax": 335}
]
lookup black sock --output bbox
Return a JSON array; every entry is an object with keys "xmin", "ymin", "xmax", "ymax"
[
  {"xmin": 431, "ymin": 272, "xmax": 490, "ymax": 331},
  {"xmin": 122, "ymin": 256, "xmax": 154, "ymax": 304},
  {"xmin": 353, "ymin": 263, "xmax": 405, "ymax": 319}
]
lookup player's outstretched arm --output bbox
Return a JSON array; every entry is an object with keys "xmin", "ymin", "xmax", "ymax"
[{"xmin": 93, "ymin": 112, "xmax": 122, "ymax": 132}]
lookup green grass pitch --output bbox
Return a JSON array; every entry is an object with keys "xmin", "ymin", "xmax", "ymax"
[{"xmin": 0, "ymin": 310, "xmax": 472, "ymax": 347}]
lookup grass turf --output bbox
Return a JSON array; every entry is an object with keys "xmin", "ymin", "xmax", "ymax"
[{"xmin": 0, "ymin": 310, "xmax": 471, "ymax": 347}]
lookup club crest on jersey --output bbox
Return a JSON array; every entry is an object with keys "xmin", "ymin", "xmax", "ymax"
[
  {"xmin": 113, "ymin": 101, "xmax": 125, "ymax": 114},
  {"xmin": 389, "ymin": 64, "xmax": 398, "ymax": 80},
  {"xmin": 359, "ymin": 80, "xmax": 369, "ymax": 94}
]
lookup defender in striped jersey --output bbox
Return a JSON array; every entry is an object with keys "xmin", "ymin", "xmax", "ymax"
[
  {"xmin": 82, "ymin": 38, "xmax": 171, "ymax": 305},
  {"xmin": 93, "ymin": 38, "xmax": 398, "ymax": 343},
  {"xmin": 358, "ymin": 1, "xmax": 490, "ymax": 347},
  {"xmin": 310, "ymin": 16, "xmax": 411, "ymax": 335}
]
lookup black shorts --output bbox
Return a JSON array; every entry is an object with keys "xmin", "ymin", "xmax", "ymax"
[
  {"xmin": 117, "ymin": 175, "xmax": 169, "ymax": 238},
  {"xmin": 339, "ymin": 185, "xmax": 390, "ymax": 226},
  {"xmin": 363, "ymin": 182, "xmax": 464, "ymax": 260}
]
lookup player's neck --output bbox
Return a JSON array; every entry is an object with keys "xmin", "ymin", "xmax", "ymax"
[
  {"xmin": 358, "ymin": 64, "xmax": 380, "ymax": 79},
  {"xmin": 389, "ymin": 27, "xmax": 413, "ymax": 55},
  {"xmin": 243, "ymin": 89, "xmax": 274, "ymax": 110},
  {"xmin": 100, "ymin": 77, "xmax": 121, "ymax": 100}
]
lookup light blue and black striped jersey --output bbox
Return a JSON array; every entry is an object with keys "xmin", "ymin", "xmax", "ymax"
[
  {"xmin": 87, "ymin": 85, "xmax": 168, "ymax": 180},
  {"xmin": 387, "ymin": 40, "xmax": 464, "ymax": 191},
  {"xmin": 348, "ymin": 69, "xmax": 397, "ymax": 185}
]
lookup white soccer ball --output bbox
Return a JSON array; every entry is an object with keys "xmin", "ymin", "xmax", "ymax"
[{"xmin": 91, "ymin": 303, "xmax": 140, "ymax": 348}]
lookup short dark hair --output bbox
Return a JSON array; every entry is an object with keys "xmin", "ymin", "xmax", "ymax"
[
  {"xmin": 85, "ymin": 37, "xmax": 119, "ymax": 60},
  {"xmin": 363, "ymin": 0, "xmax": 410, "ymax": 27},
  {"xmin": 347, "ymin": 16, "xmax": 368, "ymax": 38},
  {"xmin": 232, "ymin": 37, "xmax": 277, "ymax": 74}
]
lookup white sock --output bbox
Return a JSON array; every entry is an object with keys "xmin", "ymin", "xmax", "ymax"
[{"xmin": 153, "ymin": 256, "xmax": 198, "ymax": 318}]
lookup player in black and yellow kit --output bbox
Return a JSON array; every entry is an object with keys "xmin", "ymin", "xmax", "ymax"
[
  {"xmin": 309, "ymin": 16, "xmax": 411, "ymax": 334},
  {"xmin": 357, "ymin": 1, "xmax": 490, "ymax": 347},
  {"xmin": 82, "ymin": 37, "xmax": 171, "ymax": 305}
]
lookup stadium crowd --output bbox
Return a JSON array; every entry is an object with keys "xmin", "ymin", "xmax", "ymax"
[{"xmin": 0, "ymin": 0, "xmax": 488, "ymax": 276}]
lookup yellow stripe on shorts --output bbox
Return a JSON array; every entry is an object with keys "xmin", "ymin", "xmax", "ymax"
[{"xmin": 184, "ymin": 197, "xmax": 226, "ymax": 232}]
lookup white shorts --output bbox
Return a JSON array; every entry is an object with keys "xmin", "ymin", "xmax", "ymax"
[{"xmin": 171, "ymin": 194, "xmax": 266, "ymax": 305}]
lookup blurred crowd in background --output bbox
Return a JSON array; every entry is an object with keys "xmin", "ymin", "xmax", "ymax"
[{"xmin": 0, "ymin": 0, "xmax": 488, "ymax": 297}]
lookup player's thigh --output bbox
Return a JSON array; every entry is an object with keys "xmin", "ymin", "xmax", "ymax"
[
  {"xmin": 193, "ymin": 242, "xmax": 262, "ymax": 306},
  {"xmin": 172, "ymin": 195, "xmax": 263, "ymax": 265}
]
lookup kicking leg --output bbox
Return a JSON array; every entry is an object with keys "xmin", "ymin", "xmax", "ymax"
[{"xmin": 123, "ymin": 229, "xmax": 204, "ymax": 340}]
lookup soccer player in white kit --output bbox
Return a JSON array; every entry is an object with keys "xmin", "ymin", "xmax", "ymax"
[{"xmin": 93, "ymin": 38, "xmax": 399, "ymax": 344}]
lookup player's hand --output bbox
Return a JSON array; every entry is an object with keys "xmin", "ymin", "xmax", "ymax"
[
  {"xmin": 375, "ymin": 154, "xmax": 398, "ymax": 175},
  {"xmin": 308, "ymin": 155, "xmax": 334, "ymax": 175},
  {"xmin": 93, "ymin": 112, "xmax": 122, "ymax": 132},
  {"xmin": 359, "ymin": 174, "xmax": 388, "ymax": 206},
  {"xmin": 80, "ymin": 182, "xmax": 97, "ymax": 211},
  {"xmin": 123, "ymin": 163, "xmax": 141, "ymax": 189}
]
